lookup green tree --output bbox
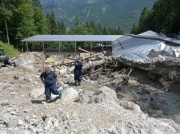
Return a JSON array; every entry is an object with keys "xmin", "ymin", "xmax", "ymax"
[
  {"xmin": 46, "ymin": 12, "xmax": 58, "ymax": 34},
  {"xmin": 132, "ymin": 0, "xmax": 180, "ymax": 35},
  {"xmin": 32, "ymin": 0, "xmax": 48, "ymax": 34},
  {"xmin": 33, "ymin": 7, "xmax": 48, "ymax": 34},
  {"xmin": 10, "ymin": 0, "xmax": 36, "ymax": 45},
  {"xmin": 74, "ymin": 15, "xmax": 81, "ymax": 27},
  {"xmin": 59, "ymin": 20, "xmax": 66, "ymax": 34},
  {"xmin": 131, "ymin": 23, "xmax": 139, "ymax": 34},
  {"xmin": 0, "ymin": 0, "xmax": 12, "ymax": 44},
  {"xmin": 116, "ymin": 27, "xmax": 123, "ymax": 35},
  {"xmin": 32, "ymin": 0, "xmax": 42, "ymax": 8},
  {"xmin": 102, "ymin": 27, "xmax": 109, "ymax": 35}
]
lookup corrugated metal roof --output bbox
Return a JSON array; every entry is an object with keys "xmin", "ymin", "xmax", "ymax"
[
  {"xmin": 127, "ymin": 35, "xmax": 180, "ymax": 46},
  {"xmin": 138, "ymin": 30, "xmax": 159, "ymax": 36},
  {"xmin": 21, "ymin": 35, "xmax": 122, "ymax": 42},
  {"xmin": 113, "ymin": 35, "xmax": 180, "ymax": 62}
]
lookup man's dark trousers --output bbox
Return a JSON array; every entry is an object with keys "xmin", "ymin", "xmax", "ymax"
[{"xmin": 45, "ymin": 83, "xmax": 59, "ymax": 100}]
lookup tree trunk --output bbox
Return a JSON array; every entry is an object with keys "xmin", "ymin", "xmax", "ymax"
[{"xmin": 4, "ymin": 17, "xmax": 10, "ymax": 45}]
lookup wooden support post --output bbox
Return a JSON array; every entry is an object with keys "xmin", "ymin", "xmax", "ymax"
[
  {"xmin": 42, "ymin": 42, "xmax": 45, "ymax": 52},
  {"xmin": 26, "ymin": 42, "xmax": 28, "ymax": 51},
  {"xmin": 75, "ymin": 42, "xmax": 77, "ymax": 52},
  {"xmin": 90, "ymin": 42, "xmax": 92, "ymax": 52},
  {"xmin": 59, "ymin": 42, "xmax": 60, "ymax": 52},
  {"xmin": 33, "ymin": 43, "xmax": 35, "ymax": 51},
  {"xmin": 101, "ymin": 42, "xmax": 103, "ymax": 52},
  {"xmin": 111, "ymin": 41, "xmax": 113, "ymax": 53}
]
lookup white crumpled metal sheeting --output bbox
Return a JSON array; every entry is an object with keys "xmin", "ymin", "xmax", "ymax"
[{"xmin": 112, "ymin": 35, "xmax": 180, "ymax": 62}]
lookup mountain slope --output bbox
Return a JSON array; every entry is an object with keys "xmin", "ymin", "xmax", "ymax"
[{"xmin": 40, "ymin": 0, "xmax": 156, "ymax": 33}]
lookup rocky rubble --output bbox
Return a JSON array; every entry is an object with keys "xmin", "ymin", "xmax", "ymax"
[{"xmin": 0, "ymin": 52, "xmax": 180, "ymax": 134}]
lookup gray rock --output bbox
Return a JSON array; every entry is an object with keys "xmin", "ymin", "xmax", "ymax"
[
  {"xmin": 88, "ymin": 125, "xmax": 98, "ymax": 134},
  {"xmin": 61, "ymin": 88, "xmax": 80, "ymax": 103},
  {"xmin": 0, "ymin": 130, "xmax": 7, "ymax": 134},
  {"xmin": 150, "ymin": 97, "xmax": 169, "ymax": 112},
  {"xmin": 52, "ymin": 120, "xmax": 59, "ymax": 128},
  {"xmin": 60, "ymin": 68, "xmax": 67, "ymax": 74},
  {"xmin": 24, "ymin": 116, "xmax": 30, "ymax": 122},
  {"xmin": 119, "ymin": 100, "xmax": 141, "ymax": 113},
  {"xmin": 97, "ymin": 86, "xmax": 117, "ymax": 100},
  {"xmin": 89, "ymin": 94, "xmax": 105, "ymax": 104},
  {"xmin": 0, "ymin": 100, "xmax": 9, "ymax": 106},
  {"xmin": 44, "ymin": 118, "xmax": 53, "ymax": 130},
  {"xmin": 6, "ymin": 120, "xmax": 18, "ymax": 128},
  {"xmin": 29, "ymin": 87, "xmax": 44, "ymax": 99},
  {"xmin": 18, "ymin": 119, "xmax": 24, "ymax": 126}
]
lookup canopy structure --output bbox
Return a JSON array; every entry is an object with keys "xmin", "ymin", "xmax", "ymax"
[
  {"xmin": 21, "ymin": 35, "xmax": 122, "ymax": 52},
  {"xmin": 22, "ymin": 35, "xmax": 122, "ymax": 42}
]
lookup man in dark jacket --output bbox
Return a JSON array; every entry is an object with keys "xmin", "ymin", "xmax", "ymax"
[
  {"xmin": 40, "ymin": 67, "xmax": 61, "ymax": 102},
  {"xmin": 74, "ymin": 57, "xmax": 84, "ymax": 86}
]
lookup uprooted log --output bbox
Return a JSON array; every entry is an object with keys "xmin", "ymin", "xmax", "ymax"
[
  {"xmin": 78, "ymin": 47, "xmax": 104, "ymax": 59},
  {"xmin": 84, "ymin": 60, "xmax": 105, "ymax": 70}
]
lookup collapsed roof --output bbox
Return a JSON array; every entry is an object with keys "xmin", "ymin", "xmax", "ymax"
[
  {"xmin": 112, "ymin": 31, "xmax": 180, "ymax": 91},
  {"xmin": 113, "ymin": 30, "xmax": 180, "ymax": 63}
]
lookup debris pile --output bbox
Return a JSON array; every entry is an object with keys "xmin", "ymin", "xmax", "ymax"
[
  {"xmin": 0, "ymin": 51, "xmax": 180, "ymax": 133},
  {"xmin": 11, "ymin": 52, "xmax": 45, "ymax": 70},
  {"xmin": 112, "ymin": 31, "xmax": 180, "ymax": 91}
]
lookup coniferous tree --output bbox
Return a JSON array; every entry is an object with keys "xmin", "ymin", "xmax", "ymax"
[
  {"xmin": 10, "ymin": 0, "xmax": 36, "ymax": 45},
  {"xmin": 131, "ymin": 0, "xmax": 180, "ymax": 35},
  {"xmin": 46, "ymin": 12, "xmax": 58, "ymax": 34},
  {"xmin": 0, "ymin": 0, "xmax": 12, "ymax": 44}
]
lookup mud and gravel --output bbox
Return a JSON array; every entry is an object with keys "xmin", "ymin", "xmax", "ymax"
[{"xmin": 0, "ymin": 52, "xmax": 180, "ymax": 134}]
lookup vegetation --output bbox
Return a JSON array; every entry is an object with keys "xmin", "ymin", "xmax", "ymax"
[
  {"xmin": 131, "ymin": 0, "xmax": 180, "ymax": 36},
  {"xmin": 1, "ymin": 0, "xmax": 179, "ymax": 53},
  {"xmin": 0, "ymin": 41, "xmax": 21, "ymax": 57},
  {"xmin": 40, "ymin": 0, "xmax": 156, "ymax": 33},
  {"xmin": 0, "ymin": 0, "xmax": 123, "ymax": 51}
]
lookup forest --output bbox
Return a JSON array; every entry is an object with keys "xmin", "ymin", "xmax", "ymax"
[
  {"xmin": 0, "ymin": 0, "xmax": 180, "ymax": 51},
  {"xmin": 0, "ymin": 0, "xmax": 123, "ymax": 51},
  {"xmin": 131, "ymin": 0, "xmax": 180, "ymax": 37}
]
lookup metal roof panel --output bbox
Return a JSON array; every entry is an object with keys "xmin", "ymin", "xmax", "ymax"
[{"xmin": 22, "ymin": 35, "xmax": 122, "ymax": 42}]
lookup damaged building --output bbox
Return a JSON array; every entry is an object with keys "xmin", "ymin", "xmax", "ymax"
[
  {"xmin": 112, "ymin": 30, "xmax": 180, "ymax": 91},
  {"xmin": 21, "ymin": 31, "xmax": 180, "ymax": 91}
]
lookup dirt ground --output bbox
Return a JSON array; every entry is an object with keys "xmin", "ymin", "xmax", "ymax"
[{"xmin": 1, "ymin": 52, "xmax": 180, "ymax": 134}]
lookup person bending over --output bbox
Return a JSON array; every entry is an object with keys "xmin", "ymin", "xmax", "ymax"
[{"xmin": 40, "ymin": 67, "xmax": 61, "ymax": 102}]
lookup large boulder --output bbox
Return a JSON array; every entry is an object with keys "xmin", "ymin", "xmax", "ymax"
[
  {"xmin": 61, "ymin": 88, "xmax": 79, "ymax": 103},
  {"xmin": 59, "ymin": 68, "xmax": 67, "ymax": 75},
  {"xmin": 119, "ymin": 100, "xmax": 141, "ymax": 113},
  {"xmin": 150, "ymin": 97, "xmax": 169, "ymax": 112},
  {"xmin": 97, "ymin": 86, "xmax": 117, "ymax": 100},
  {"xmin": 29, "ymin": 88, "xmax": 44, "ymax": 99}
]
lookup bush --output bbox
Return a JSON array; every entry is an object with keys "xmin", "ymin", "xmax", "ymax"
[{"xmin": 0, "ymin": 41, "xmax": 21, "ymax": 57}]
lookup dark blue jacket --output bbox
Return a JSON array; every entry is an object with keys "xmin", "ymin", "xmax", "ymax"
[{"xmin": 40, "ymin": 71, "xmax": 57, "ymax": 86}]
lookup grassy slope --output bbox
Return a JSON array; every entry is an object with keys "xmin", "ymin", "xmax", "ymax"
[{"xmin": 0, "ymin": 41, "xmax": 21, "ymax": 57}]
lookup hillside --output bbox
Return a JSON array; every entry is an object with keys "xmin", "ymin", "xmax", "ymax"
[
  {"xmin": 40, "ymin": 0, "xmax": 156, "ymax": 33},
  {"xmin": 0, "ymin": 41, "xmax": 21, "ymax": 57}
]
